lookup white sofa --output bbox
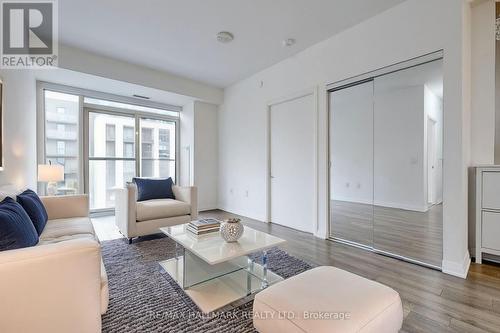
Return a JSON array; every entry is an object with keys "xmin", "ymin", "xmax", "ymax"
[
  {"xmin": 115, "ymin": 183, "xmax": 197, "ymax": 243},
  {"xmin": 0, "ymin": 193, "xmax": 108, "ymax": 333}
]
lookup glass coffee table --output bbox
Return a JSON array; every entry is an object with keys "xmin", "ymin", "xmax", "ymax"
[{"xmin": 159, "ymin": 224, "xmax": 286, "ymax": 313}]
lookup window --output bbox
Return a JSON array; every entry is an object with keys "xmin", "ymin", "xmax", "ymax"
[
  {"xmin": 140, "ymin": 118, "xmax": 176, "ymax": 179},
  {"xmin": 123, "ymin": 126, "xmax": 135, "ymax": 158},
  {"xmin": 123, "ymin": 126, "xmax": 134, "ymax": 142},
  {"xmin": 142, "ymin": 143, "xmax": 153, "ymax": 158},
  {"xmin": 124, "ymin": 143, "xmax": 134, "ymax": 158},
  {"xmin": 159, "ymin": 129, "xmax": 170, "ymax": 158},
  {"xmin": 43, "ymin": 90, "xmax": 80, "ymax": 195},
  {"xmin": 40, "ymin": 84, "xmax": 179, "ymax": 210},
  {"xmin": 106, "ymin": 124, "xmax": 116, "ymax": 141},
  {"xmin": 56, "ymin": 141, "xmax": 65, "ymax": 155},
  {"xmin": 105, "ymin": 124, "xmax": 116, "ymax": 157},
  {"xmin": 88, "ymin": 112, "xmax": 136, "ymax": 210}
]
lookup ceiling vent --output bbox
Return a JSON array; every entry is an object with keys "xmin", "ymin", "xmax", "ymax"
[{"xmin": 133, "ymin": 94, "xmax": 150, "ymax": 100}]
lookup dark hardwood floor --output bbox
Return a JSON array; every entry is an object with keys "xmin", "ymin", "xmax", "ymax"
[{"xmin": 199, "ymin": 210, "xmax": 500, "ymax": 333}]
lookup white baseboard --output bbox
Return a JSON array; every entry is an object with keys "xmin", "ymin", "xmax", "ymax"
[
  {"xmin": 373, "ymin": 200, "xmax": 428, "ymax": 213},
  {"xmin": 332, "ymin": 197, "xmax": 429, "ymax": 212},
  {"xmin": 331, "ymin": 196, "xmax": 373, "ymax": 205},
  {"xmin": 216, "ymin": 204, "xmax": 267, "ymax": 222},
  {"xmin": 442, "ymin": 251, "xmax": 471, "ymax": 279},
  {"xmin": 198, "ymin": 206, "xmax": 218, "ymax": 212}
]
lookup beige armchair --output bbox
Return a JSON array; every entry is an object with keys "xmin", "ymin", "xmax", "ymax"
[{"xmin": 115, "ymin": 183, "xmax": 198, "ymax": 243}]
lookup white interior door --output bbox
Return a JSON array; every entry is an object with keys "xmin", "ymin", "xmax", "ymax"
[{"xmin": 270, "ymin": 94, "xmax": 314, "ymax": 233}]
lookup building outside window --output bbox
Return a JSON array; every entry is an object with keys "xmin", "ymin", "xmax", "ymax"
[
  {"xmin": 44, "ymin": 90, "xmax": 80, "ymax": 194},
  {"xmin": 159, "ymin": 129, "xmax": 170, "ymax": 158}
]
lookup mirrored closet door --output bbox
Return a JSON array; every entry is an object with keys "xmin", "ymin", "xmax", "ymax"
[
  {"xmin": 330, "ymin": 80, "xmax": 374, "ymax": 248},
  {"xmin": 329, "ymin": 56, "xmax": 444, "ymax": 268}
]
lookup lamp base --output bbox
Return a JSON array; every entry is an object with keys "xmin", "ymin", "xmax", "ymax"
[{"xmin": 46, "ymin": 182, "xmax": 58, "ymax": 196}]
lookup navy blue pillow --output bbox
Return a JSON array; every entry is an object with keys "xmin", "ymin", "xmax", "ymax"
[
  {"xmin": 0, "ymin": 197, "xmax": 39, "ymax": 251},
  {"xmin": 17, "ymin": 189, "xmax": 48, "ymax": 236},
  {"xmin": 133, "ymin": 177, "xmax": 175, "ymax": 202}
]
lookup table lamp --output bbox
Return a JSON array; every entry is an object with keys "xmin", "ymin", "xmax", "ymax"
[{"xmin": 38, "ymin": 163, "xmax": 64, "ymax": 195}]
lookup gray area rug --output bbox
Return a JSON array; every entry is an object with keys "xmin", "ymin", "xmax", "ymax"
[{"xmin": 101, "ymin": 235, "xmax": 313, "ymax": 332}]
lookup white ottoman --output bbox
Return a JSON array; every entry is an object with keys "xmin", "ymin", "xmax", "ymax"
[{"xmin": 253, "ymin": 266, "xmax": 403, "ymax": 333}]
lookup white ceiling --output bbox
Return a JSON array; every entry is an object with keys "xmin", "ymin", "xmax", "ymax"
[{"xmin": 59, "ymin": 0, "xmax": 406, "ymax": 88}]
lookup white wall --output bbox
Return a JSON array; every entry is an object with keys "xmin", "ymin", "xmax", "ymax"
[
  {"xmin": 0, "ymin": 70, "xmax": 37, "ymax": 189},
  {"xmin": 193, "ymin": 102, "xmax": 218, "ymax": 211},
  {"xmin": 470, "ymin": 0, "xmax": 495, "ymax": 165},
  {"xmin": 331, "ymin": 83, "xmax": 443, "ymax": 212},
  {"xmin": 180, "ymin": 102, "xmax": 195, "ymax": 187},
  {"xmin": 180, "ymin": 101, "xmax": 218, "ymax": 211},
  {"xmin": 330, "ymin": 81, "xmax": 373, "ymax": 204},
  {"xmin": 374, "ymin": 85, "xmax": 426, "ymax": 212},
  {"xmin": 424, "ymin": 86, "xmax": 444, "ymax": 204},
  {"xmin": 218, "ymin": 0, "xmax": 472, "ymax": 277}
]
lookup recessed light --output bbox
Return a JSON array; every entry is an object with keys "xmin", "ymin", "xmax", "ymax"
[
  {"xmin": 217, "ymin": 31, "xmax": 234, "ymax": 43},
  {"xmin": 282, "ymin": 38, "xmax": 296, "ymax": 47}
]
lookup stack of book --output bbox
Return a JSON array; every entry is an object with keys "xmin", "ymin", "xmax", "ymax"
[{"xmin": 187, "ymin": 218, "xmax": 221, "ymax": 235}]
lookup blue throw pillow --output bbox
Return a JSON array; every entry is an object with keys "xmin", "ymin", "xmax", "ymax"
[
  {"xmin": 0, "ymin": 197, "xmax": 39, "ymax": 251},
  {"xmin": 17, "ymin": 189, "xmax": 48, "ymax": 236},
  {"xmin": 133, "ymin": 177, "xmax": 175, "ymax": 202}
]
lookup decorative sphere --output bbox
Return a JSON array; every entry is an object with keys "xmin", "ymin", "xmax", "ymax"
[{"xmin": 220, "ymin": 218, "xmax": 244, "ymax": 242}]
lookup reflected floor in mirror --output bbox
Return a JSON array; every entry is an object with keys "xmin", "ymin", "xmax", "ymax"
[{"xmin": 330, "ymin": 200, "xmax": 443, "ymax": 268}]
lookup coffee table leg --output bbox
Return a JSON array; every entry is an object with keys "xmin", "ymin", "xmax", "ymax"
[
  {"xmin": 262, "ymin": 250, "xmax": 268, "ymax": 288},
  {"xmin": 247, "ymin": 257, "xmax": 254, "ymax": 296},
  {"xmin": 175, "ymin": 243, "xmax": 178, "ymax": 260}
]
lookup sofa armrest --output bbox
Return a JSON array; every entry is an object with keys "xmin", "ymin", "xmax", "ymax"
[
  {"xmin": 173, "ymin": 186, "xmax": 198, "ymax": 219},
  {"xmin": 115, "ymin": 185, "xmax": 137, "ymax": 238},
  {"xmin": 0, "ymin": 239, "xmax": 103, "ymax": 332},
  {"xmin": 40, "ymin": 194, "xmax": 89, "ymax": 220}
]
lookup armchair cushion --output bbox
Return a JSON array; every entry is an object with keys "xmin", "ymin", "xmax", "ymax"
[
  {"xmin": 136, "ymin": 199, "xmax": 190, "ymax": 221},
  {"xmin": 133, "ymin": 177, "xmax": 174, "ymax": 201},
  {"xmin": 16, "ymin": 189, "xmax": 48, "ymax": 235},
  {"xmin": 0, "ymin": 197, "xmax": 39, "ymax": 251}
]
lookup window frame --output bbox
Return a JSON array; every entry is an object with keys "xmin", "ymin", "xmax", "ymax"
[{"xmin": 37, "ymin": 81, "xmax": 181, "ymax": 213}]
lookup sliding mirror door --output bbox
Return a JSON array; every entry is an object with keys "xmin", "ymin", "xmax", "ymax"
[
  {"xmin": 373, "ymin": 59, "xmax": 443, "ymax": 267},
  {"xmin": 329, "ymin": 81, "xmax": 374, "ymax": 248},
  {"xmin": 329, "ymin": 56, "xmax": 443, "ymax": 268}
]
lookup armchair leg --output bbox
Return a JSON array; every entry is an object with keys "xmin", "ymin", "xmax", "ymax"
[{"xmin": 128, "ymin": 238, "xmax": 133, "ymax": 245}]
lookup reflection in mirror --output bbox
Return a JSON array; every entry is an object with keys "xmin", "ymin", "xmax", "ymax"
[
  {"xmin": 373, "ymin": 59, "xmax": 443, "ymax": 268},
  {"xmin": 329, "ymin": 81, "xmax": 374, "ymax": 248},
  {"xmin": 329, "ymin": 58, "xmax": 443, "ymax": 268}
]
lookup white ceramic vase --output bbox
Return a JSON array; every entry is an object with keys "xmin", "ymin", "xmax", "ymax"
[{"xmin": 220, "ymin": 218, "xmax": 244, "ymax": 242}]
